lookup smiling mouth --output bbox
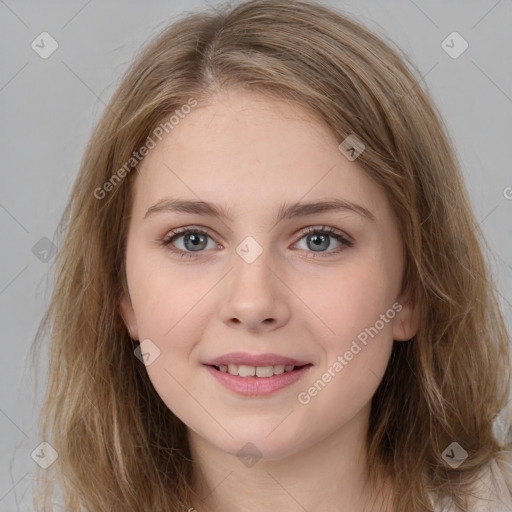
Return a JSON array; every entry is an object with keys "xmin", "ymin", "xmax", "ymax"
[{"xmin": 207, "ymin": 363, "xmax": 313, "ymax": 378}]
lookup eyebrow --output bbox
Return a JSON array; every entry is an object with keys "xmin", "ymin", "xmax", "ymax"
[{"xmin": 143, "ymin": 197, "xmax": 375, "ymax": 223}]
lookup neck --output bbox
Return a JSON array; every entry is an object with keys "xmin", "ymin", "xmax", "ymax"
[{"xmin": 187, "ymin": 404, "xmax": 393, "ymax": 512}]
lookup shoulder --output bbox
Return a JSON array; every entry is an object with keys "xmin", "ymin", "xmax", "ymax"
[{"xmin": 429, "ymin": 458, "xmax": 512, "ymax": 512}]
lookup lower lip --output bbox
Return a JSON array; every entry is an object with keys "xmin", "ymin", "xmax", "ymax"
[{"xmin": 204, "ymin": 364, "xmax": 313, "ymax": 396}]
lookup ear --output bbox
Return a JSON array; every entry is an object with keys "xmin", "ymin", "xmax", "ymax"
[
  {"xmin": 119, "ymin": 294, "xmax": 139, "ymax": 341},
  {"xmin": 392, "ymin": 291, "xmax": 420, "ymax": 342}
]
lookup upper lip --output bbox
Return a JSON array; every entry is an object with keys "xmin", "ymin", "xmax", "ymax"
[{"xmin": 203, "ymin": 352, "xmax": 312, "ymax": 367}]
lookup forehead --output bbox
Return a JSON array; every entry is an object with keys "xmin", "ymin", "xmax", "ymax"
[{"xmin": 132, "ymin": 90, "xmax": 389, "ymax": 223}]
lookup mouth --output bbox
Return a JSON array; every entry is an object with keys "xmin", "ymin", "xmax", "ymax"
[
  {"xmin": 204, "ymin": 362, "xmax": 314, "ymax": 396},
  {"xmin": 206, "ymin": 363, "xmax": 313, "ymax": 378}
]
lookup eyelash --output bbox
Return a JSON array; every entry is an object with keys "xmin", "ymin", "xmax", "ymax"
[{"xmin": 161, "ymin": 225, "xmax": 353, "ymax": 260}]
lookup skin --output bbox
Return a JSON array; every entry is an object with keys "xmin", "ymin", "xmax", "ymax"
[{"xmin": 120, "ymin": 89, "xmax": 419, "ymax": 512}]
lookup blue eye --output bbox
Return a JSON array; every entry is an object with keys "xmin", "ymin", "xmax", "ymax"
[
  {"xmin": 162, "ymin": 228, "xmax": 218, "ymax": 258},
  {"xmin": 162, "ymin": 225, "xmax": 353, "ymax": 259},
  {"xmin": 294, "ymin": 226, "xmax": 353, "ymax": 256}
]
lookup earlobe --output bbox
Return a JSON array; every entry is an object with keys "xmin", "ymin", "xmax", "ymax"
[
  {"xmin": 119, "ymin": 294, "xmax": 139, "ymax": 341},
  {"xmin": 392, "ymin": 295, "xmax": 420, "ymax": 342}
]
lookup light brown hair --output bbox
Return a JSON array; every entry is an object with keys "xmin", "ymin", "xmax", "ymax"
[{"xmin": 31, "ymin": 0, "xmax": 512, "ymax": 510}]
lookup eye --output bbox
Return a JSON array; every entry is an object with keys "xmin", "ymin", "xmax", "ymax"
[
  {"xmin": 162, "ymin": 227, "xmax": 219, "ymax": 259},
  {"xmin": 161, "ymin": 225, "xmax": 353, "ymax": 259},
  {"xmin": 292, "ymin": 226, "xmax": 353, "ymax": 258}
]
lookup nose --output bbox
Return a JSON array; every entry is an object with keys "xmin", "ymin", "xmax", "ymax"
[{"xmin": 218, "ymin": 247, "xmax": 291, "ymax": 333}]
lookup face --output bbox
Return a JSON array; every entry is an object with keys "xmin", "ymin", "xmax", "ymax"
[{"xmin": 120, "ymin": 89, "xmax": 418, "ymax": 461}]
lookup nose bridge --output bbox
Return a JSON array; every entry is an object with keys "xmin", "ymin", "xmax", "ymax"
[
  {"xmin": 218, "ymin": 234, "xmax": 290, "ymax": 331},
  {"xmin": 230, "ymin": 234, "xmax": 275, "ymax": 294}
]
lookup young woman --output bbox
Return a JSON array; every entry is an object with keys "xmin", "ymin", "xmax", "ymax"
[{"xmin": 31, "ymin": 1, "xmax": 512, "ymax": 510}]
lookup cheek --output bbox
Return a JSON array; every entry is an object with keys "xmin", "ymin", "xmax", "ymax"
[
  {"xmin": 295, "ymin": 264, "xmax": 396, "ymax": 426},
  {"xmin": 128, "ymin": 264, "xmax": 210, "ymax": 423},
  {"xmin": 303, "ymin": 258, "xmax": 398, "ymax": 350},
  {"xmin": 128, "ymin": 249, "xmax": 210, "ymax": 340}
]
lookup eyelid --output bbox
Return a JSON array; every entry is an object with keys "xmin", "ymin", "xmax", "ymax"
[
  {"xmin": 163, "ymin": 224, "xmax": 352, "ymax": 242},
  {"xmin": 162, "ymin": 225, "xmax": 219, "ymax": 243},
  {"xmin": 162, "ymin": 224, "xmax": 353, "ymax": 259},
  {"xmin": 296, "ymin": 225, "xmax": 353, "ymax": 243}
]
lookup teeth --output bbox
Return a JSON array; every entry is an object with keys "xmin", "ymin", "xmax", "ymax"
[
  {"xmin": 256, "ymin": 366, "xmax": 274, "ymax": 377},
  {"xmin": 273, "ymin": 365, "xmax": 285, "ymax": 375},
  {"xmin": 218, "ymin": 363, "xmax": 297, "ymax": 377},
  {"xmin": 238, "ymin": 365, "xmax": 256, "ymax": 377}
]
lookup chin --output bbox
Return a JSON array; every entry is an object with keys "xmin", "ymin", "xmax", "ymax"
[{"xmin": 216, "ymin": 428, "xmax": 306, "ymax": 462}]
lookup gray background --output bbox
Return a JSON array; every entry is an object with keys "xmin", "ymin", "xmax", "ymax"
[{"xmin": 0, "ymin": 0, "xmax": 511, "ymax": 509}]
